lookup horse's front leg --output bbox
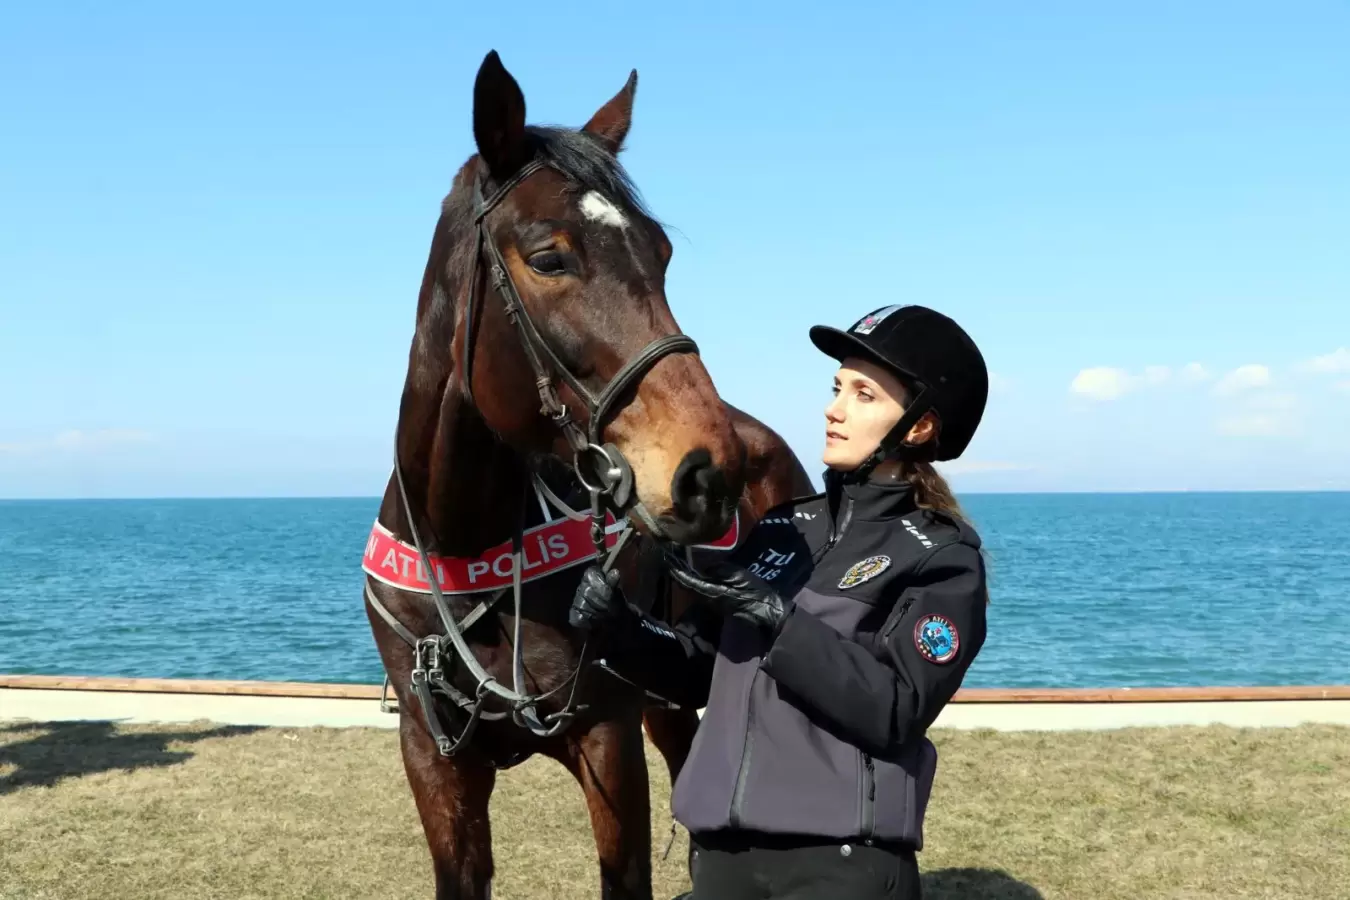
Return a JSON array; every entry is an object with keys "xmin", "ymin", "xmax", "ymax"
[
  {"xmin": 641, "ymin": 704, "xmax": 700, "ymax": 785},
  {"xmin": 559, "ymin": 714, "xmax": 654, "ymax": 900},
  {"xmin": 398, "ymin": 710, "xmax": 497, "ymax": 900}
]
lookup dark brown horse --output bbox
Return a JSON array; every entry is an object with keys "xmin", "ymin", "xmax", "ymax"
[{"xmin": 364, "ymin": 50, "xmax": 811, "ymax": 900}]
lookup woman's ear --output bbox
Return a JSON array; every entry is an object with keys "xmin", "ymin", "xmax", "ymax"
[{"xmin": 904, "ymin": 411, "xmax": 942, "ymax": 446}]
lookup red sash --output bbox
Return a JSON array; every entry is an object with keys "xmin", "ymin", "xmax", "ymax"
[{"xmin": 362, "ymin": 511, "xmax": 739, "ymax": 595}]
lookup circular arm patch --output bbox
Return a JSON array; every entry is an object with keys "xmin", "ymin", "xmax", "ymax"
[{"xmin": 914, "ymin": 614, "xmax": 959, "ymax": 664}]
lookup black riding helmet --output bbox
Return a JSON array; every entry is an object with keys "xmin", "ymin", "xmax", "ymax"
[{"xmin": 809, "ymin": 304, "xmax": 988, "ymax": 469}]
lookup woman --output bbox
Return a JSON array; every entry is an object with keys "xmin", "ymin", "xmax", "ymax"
[{"xmin": 570, "ymin": 303, "xmax": 990, "ymax": 900}]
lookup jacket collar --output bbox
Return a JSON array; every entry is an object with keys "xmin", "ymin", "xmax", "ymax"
[{"xmin": 824, "ymin": 468, "xmax": 919, "ymax": 523}]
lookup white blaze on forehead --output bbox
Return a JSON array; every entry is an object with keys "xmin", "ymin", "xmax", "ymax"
[{"xmin": 579, "ymin": 190, "xmax": 629, "ymax": 229}]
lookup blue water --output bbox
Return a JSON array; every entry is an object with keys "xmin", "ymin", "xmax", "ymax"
[{"xmin": 2, "ymin": 493, "xmax": 1348, "ymax": 688}]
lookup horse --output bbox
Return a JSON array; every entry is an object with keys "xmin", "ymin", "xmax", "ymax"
[{"xmin": 363, "ymin": 50, "xmax": 812, "ymax": 900}]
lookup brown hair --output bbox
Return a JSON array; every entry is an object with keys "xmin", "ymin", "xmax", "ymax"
[
  {"xmin": 890, "ymin": 379, "xmax": 966, "ymax": 522},
  {"xmin": 897, "ymin": 457, "xmax": 990, "ymax": 602},
  {"xmin": 899, "ymin": 460, "xmax": 966, "ymax": 522},
  {"xmin": 889, "ymin": 381, "xmax": 990, "ymax": 600}
]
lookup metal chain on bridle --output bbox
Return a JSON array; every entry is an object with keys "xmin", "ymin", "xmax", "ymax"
[{"xmin": 365, "ymin": 156, "xmax": 700, "ymax": 758}]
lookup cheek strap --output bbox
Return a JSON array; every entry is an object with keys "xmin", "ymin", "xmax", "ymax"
[{"xmin": 852, "ymin": 385, "xmax": 938, "ymax": 480}]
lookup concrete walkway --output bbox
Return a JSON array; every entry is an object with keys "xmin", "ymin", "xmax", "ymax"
[
  {"xmin": 5, "ymin": 682, "xmax": 1350, "ymax": 732},
  {"xmin": 933, "ymin": 698, "xmax": 1350, "ymax": 731},
  {"xmin": 1, "ymin": 686, "xmax": 398, "ymax": 730}
]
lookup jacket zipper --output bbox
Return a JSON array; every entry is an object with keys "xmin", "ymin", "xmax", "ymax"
[
  {"xmin": 815, "ymin": 493, "xmax": 855, "ymax": 563},
  {"xmin": 860, "ymin": 751, "xmax": 876, "ymax": 844},
  {"xmin": 730, "ymin": 492, "xmax": 853, "ymax": 829},
  {"xmin": 728, "ymin": 668, "xmax": 758, "ymax": 828}
]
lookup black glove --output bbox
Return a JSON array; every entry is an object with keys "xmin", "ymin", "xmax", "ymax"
[
  {"xmin": 568, "ymin": 565, "xmax": 625, "ymax": 632},
  {"xmin": 665, "ymin": 557, "xmax": 793, "ymax": 637}
]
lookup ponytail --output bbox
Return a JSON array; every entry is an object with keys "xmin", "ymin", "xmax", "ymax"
[
  {"xmin": 899, "ymin": 460, "xmax": 965, "ymax": 522},
  {"xmin": 899, "ymin": 458, "xmax": 991, "ymax": 602}
]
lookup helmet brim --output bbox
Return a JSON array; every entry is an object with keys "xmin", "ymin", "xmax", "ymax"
[{"xmin": 808, "ymin": 325, "xmax": 923, "ymax": 385}]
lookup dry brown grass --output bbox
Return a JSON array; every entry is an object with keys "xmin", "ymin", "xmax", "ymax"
[{"xmin": 1, "ymin": 719, "xmax": 1346, "ymax": 899}]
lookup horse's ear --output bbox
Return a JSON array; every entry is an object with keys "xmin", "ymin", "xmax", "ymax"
[
  {"xmin": 473, "ymin": 50, "xmax": 529, "ymax": 179},
  {"xmin": 582, "ymin": 69, "xmax": 637, "ymax": 154}
]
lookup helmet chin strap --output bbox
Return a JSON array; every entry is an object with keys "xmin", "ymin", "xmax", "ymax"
[{"xmin": 846, "ymin": 385, "xmax": 938, "ymax": 483}]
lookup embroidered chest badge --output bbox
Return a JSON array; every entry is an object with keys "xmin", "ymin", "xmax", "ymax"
[
  {"xmin": 837, "ymin": 555, "xmax": 891, "ymax": 589},
  {"xmin": 914, "ymin": 614, "xmax": 960, "ymax": 664}
]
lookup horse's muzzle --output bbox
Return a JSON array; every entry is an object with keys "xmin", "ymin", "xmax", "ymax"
[{"xmin": 663, "ymin": 448, "xmax": 737, "ymax": 545}]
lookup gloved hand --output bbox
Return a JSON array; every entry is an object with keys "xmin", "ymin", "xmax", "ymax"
[
  {"xmin": 568, "ymin": 565, "xmax": 625, "ymax": 632},
  {"xmin": 665, "ymin": 556, "xmax": 793, "ymax": 637}
]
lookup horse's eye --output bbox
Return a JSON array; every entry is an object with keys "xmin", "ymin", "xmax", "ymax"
[{"xmin": 528, "ymin": 251, "xmax": 567, "ymax": 275}]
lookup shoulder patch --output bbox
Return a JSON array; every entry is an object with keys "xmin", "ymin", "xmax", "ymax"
[
  {"xmin": 914, "ymin": 614, "xmax": 959, "ymax": 664},
  {"xmin": 837, "ymin": 555, "xmax": 891, "ymax": 589}
]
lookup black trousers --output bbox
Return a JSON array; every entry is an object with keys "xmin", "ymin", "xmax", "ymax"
[{"xmin": 685, "ymin": 831, "xmax": 921, "ymax": 900}]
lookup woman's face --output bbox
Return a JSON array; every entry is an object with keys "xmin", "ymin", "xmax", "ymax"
[{"xmin": 822, "ymin": 356, "xmax": 935, "ymax": 470}]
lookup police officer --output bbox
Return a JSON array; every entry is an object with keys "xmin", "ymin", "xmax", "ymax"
[{"xmin": 570, "ymin": 304, "xmax": 990, "ymax": 900}]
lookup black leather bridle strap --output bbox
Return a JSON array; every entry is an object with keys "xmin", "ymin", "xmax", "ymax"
[
  {"xmin": 374, "ymin": 154, "xmax": 705, "ymax": 757},
  {"xmin": 464, "ymin": 159, "xmax": 700, "ymax": 520},
  {"xmin": 853, "ymin": 384, "xmax": 938, "ymax": 479},
  {"xmin": 587, "ymin": 332, "xmax": 698, "ymax": 444}
]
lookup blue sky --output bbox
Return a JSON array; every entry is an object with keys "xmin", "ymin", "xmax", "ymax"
[{"xmin": 2, "ymin": 1, "xmax": 1347, "ymax": 498}]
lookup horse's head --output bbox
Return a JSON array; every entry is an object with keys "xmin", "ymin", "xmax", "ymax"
[{"xmin": 419, "ymin": 51, "xmax": 744, "ymax": 545}]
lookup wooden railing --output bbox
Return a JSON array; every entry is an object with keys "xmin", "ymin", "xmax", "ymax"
[{"xmin": 4, "ymin": 674, "xmax": 1349, "ymax": 703}]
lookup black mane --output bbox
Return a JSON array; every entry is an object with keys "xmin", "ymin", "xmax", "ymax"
[
  {"xmin": 524, "ymin": 125, "xmax": 654, "ymax": 221},
  {"xmin": 433, "ymin": 126, "xmax": 658, "ymax": 317}
]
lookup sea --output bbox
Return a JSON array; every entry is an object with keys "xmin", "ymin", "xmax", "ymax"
[{"xmin": 1, "ymin": 492, "xmax": 1348, "ymax": 689}]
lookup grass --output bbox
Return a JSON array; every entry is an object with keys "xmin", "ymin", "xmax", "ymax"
[{"xmin": 2, "ymin": 720, "xmax": 1347, "ymax": 899}]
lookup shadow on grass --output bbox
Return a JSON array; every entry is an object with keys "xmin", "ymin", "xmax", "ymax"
[
  {"xmin": 0, "ymin": 720, "xmax": 264, "ymax": 795},
  {"xmin": 923, "ymin": 867, "xmax": 1045, "ymax": 899}
]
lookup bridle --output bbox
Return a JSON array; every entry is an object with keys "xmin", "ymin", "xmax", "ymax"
[
  {"xmin": 365, "ymin": 155, "xmax": 700, "ymax": 759},
  {"xmin": 460, "ymin": 157, "xmax": 698, "ymax": 547}
]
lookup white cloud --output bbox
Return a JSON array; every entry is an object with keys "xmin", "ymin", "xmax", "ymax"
[
  {"xmin": 1215, "ymin": 412, "xmax": 1287, "ymax": 438},
  {"xmin": 1142, "ymin": 365, "xmax": 1171, "ymax": 386},
  {"xmin": 1070, "ymin": 367, "xmax": 1137, "ymax": 401},
  {"xmin": 1212, "ymin": 364, "xmax": 1271, "ymax": 397},
  {"xmin": 1335, "ymin": 380, "xmax": 1350, "ymax": 394},
  {"xmin": 1180, "ymin": 362, "xmax": 1211, "ymax": 384},
  {"xmin": 1297, "ymin": 347, "xmax": 1350, "ymax": 376},
  {"xmin": 1246, "ymin": 391, "xmax": 1299, "ymax": 412},
  {"xmin": 0, "ymin": 429, "xmax": 154, "ymax": 455},
  {"xmin": 1214, "ymin": 390, "xmax": 1302, "ymax": 439},
  {"xmin": 1069, "ymin": 365, "xmax": 1173, "ymax": 401},
  {"xmin": 988, "ymin": 372, "xmax": 1013, "ymax": 395}
]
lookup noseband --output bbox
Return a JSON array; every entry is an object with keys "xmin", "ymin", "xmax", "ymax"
[
  {"xmin": 461, "ymin": 157, "xmax": 699, "ymax": 550},
  {"xmin": 373, "ymin": 155, "xmax": 701, "ymax": 758}
]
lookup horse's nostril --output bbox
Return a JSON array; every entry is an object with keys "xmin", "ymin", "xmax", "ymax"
[
  {"xmin": 671, "ymin": 448, "xmax": 731, "ymax": 528},
  {"xmin": 672, "ymin": 449, "xmax": 711, "ymax": 517},
  {"xmin": 696, "ymin": 463, "xmax": 726, "ymax": 506}
]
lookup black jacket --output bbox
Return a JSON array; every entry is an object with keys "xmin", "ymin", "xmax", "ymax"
[{"xmin": 598, "ymin": 472, "xmax": 988, "ymax": 849}]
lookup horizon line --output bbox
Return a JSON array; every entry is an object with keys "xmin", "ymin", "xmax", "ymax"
[{"xmin": 3, "ymin": 487, "xmax": 1349, "ymax": 502}]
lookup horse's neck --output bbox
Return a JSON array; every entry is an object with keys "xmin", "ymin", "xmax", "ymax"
[{"xmin": 383, "ymin": 380, "xmax": 529, "ymax": 558}]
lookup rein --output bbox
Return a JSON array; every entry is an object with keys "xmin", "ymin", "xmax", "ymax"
[{"xmin": 367, "ymin": 154, "xmax": 704, "ymax": 759}]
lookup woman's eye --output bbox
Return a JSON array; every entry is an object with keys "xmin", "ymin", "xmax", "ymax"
[
  {"xmin": 858, "ymin": 392, "xmax": 873, "ymax": 403},
  {"xmin": 528, "ymin": 251, "xmax": 567, "ymax": 275}
]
